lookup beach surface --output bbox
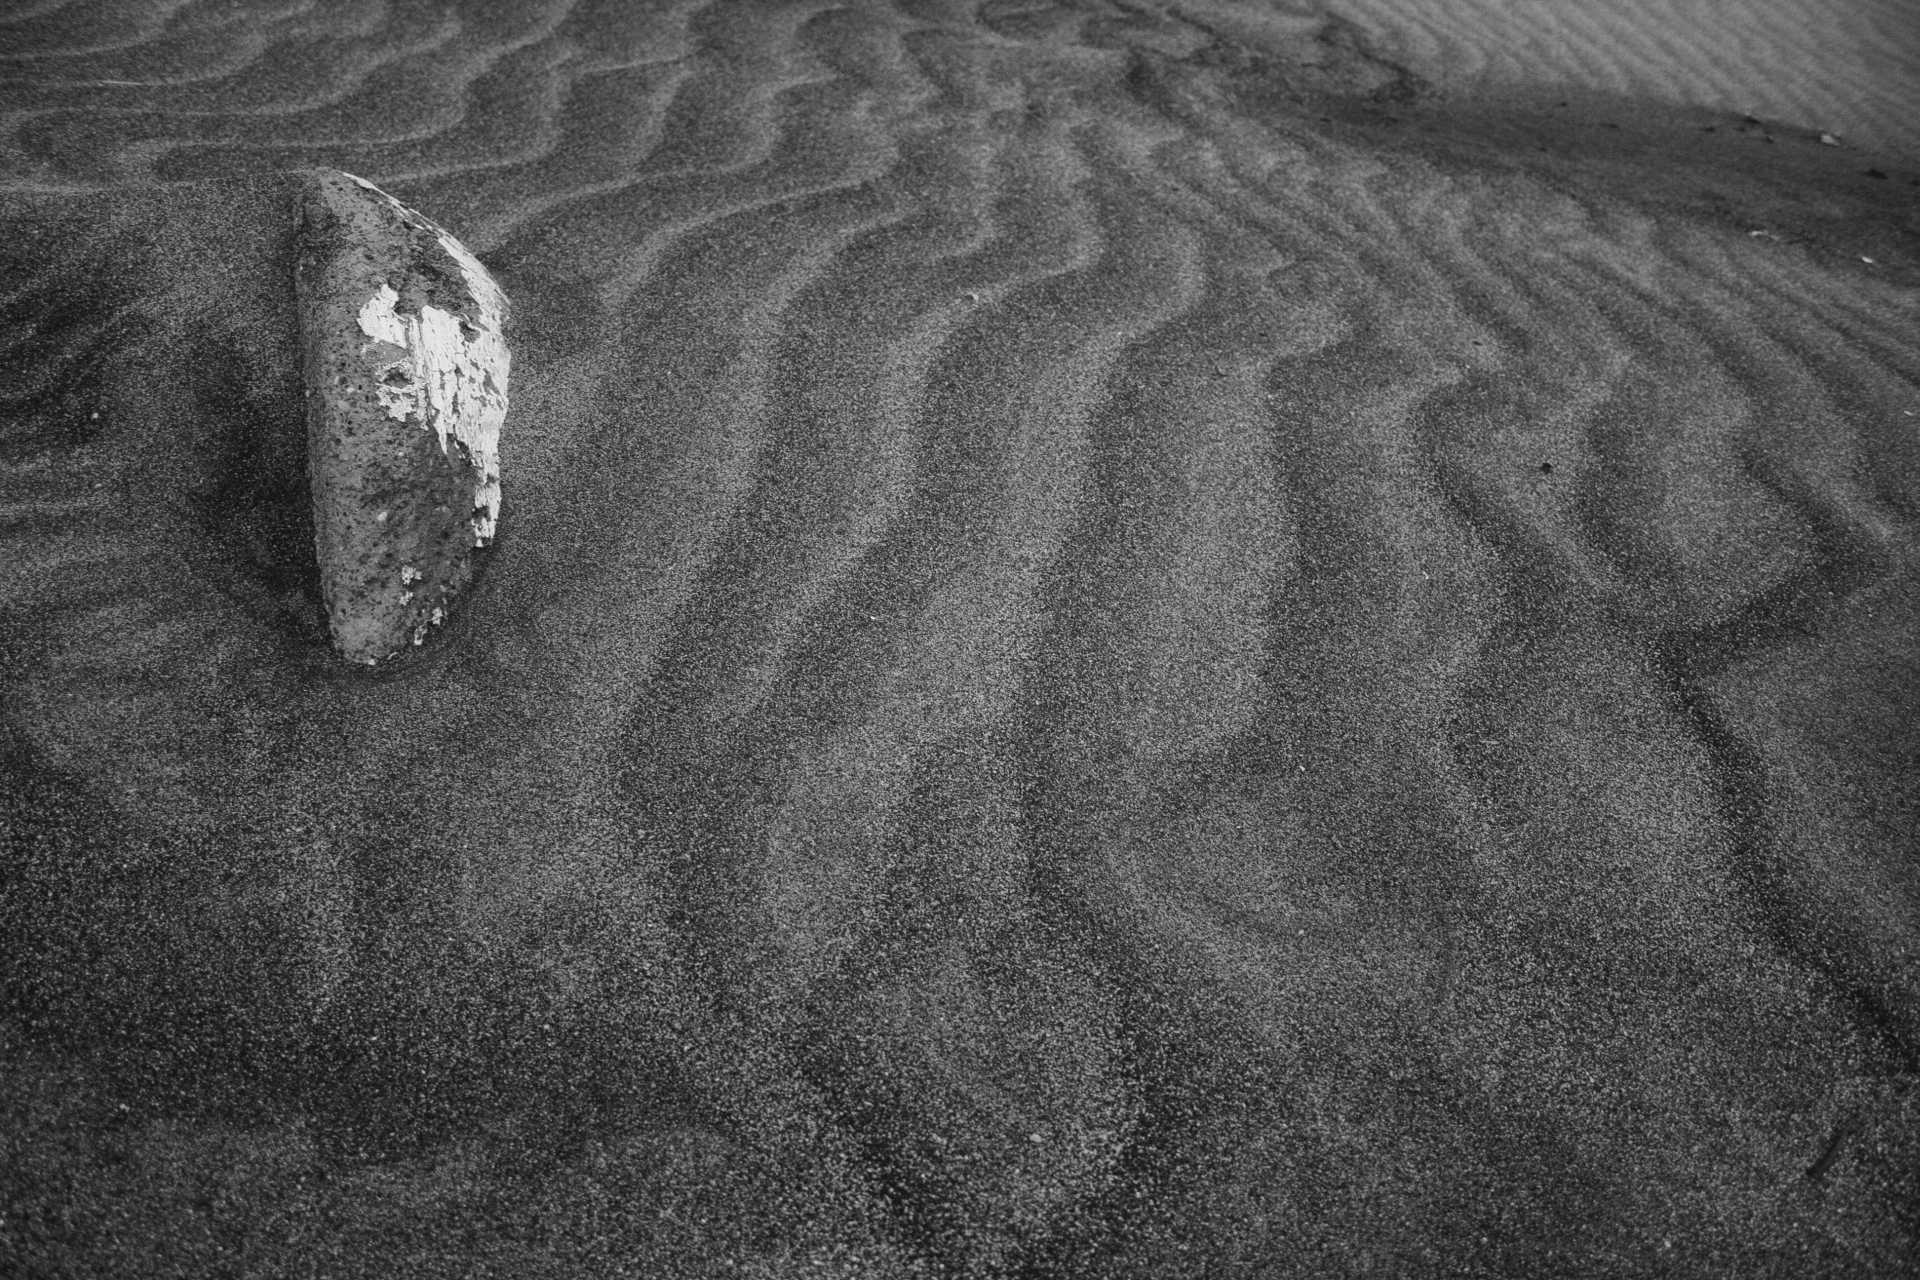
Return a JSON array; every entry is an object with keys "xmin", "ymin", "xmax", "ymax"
[{"xmin": 3, "ymin": 2, "xmax": 1917, "ymax": 1276}]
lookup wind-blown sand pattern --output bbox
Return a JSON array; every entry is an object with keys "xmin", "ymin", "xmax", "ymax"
[
  {"xmin": 2, "ymin": 2, "xmax": 1917, "ymax": 1276},
  {"xmin": 1327, "ymin": 0, "xmax": 1920, "ymax": 159}
]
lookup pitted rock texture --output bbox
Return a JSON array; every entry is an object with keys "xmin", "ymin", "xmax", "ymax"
[{"xmin": 293, "ymin": 169, "xmax": 509, "ymax": 665}]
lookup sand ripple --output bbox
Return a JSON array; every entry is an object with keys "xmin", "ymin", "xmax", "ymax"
[{"xmin": 3, "ymin": 2, "xmax": 1918, "ymax": 1276}]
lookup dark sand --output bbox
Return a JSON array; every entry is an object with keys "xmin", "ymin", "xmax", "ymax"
[
  {"xmin": 3, "ymin": 2, "xmax": 1918, "ymax": 1276},
  {"xmin": 1330, "ymin": 0, "xmax": 1920, "ymax": 162}
]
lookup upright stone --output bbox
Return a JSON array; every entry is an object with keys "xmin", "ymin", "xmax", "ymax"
[{"xmin": 293, "ymin": 170, "xmax": 509, "ymax": 665}]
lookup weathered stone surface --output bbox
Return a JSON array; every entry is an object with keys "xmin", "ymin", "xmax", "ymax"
[{"xmin": 293, "ymin": 170, "xmax": 508, "ymax": 665}]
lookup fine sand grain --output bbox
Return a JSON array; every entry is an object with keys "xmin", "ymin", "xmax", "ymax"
[
  {"xmin": 2, "ymin": 3, "xmax": 1917, "ymax": 1277},
  {"xmin": 1325, "ymin": 0, "xmax": 1920, "ymax": 160}
]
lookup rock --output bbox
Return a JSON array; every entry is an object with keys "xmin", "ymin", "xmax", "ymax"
[{"xmin": 293, "ymin": 170, "xmax": 509, "ymax": 665}]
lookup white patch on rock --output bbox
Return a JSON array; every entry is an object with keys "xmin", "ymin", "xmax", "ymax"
[{"xmin": 346, "ymin": 174, "xmax": 510, "ymax": 547}]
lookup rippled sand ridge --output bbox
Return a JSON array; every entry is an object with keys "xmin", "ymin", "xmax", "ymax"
[{"xmin": 2, "ymin": 2, "xmax": 1917, "ymax": 1276}]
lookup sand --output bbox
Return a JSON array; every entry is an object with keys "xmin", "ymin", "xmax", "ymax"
[
  {"xmin": 1327, "ymin": 0, "xmax": 1920, "ymax": 160},
  {"xmin": 2, "ymin": 1, "xmax": 1917, "ymax": 1276}
]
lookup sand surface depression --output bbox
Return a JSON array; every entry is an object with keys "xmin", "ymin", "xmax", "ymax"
[{"xmin": 2, "ymin": 2, "xmax": 1917, "ymax": 1276}]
